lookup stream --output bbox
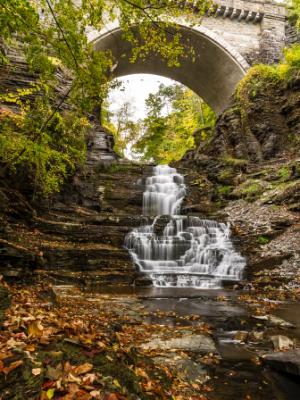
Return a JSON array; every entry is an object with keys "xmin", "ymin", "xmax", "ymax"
[{"xmin": 89, "ymin": 285, "xmax": 300, "ymax": 400}]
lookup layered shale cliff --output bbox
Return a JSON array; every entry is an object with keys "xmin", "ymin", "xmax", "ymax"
[
  {"xmin": 189, "ymin": 74, "xmax": 300, "ymax": 162},
  {"xmin": 0, "ymin": 144, "xmax": 153, "ymax": 287}
]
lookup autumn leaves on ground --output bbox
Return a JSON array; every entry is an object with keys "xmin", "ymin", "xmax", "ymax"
[{"xmin": 0, "ymin": 281, "xmax": 216, "ymax": 400}]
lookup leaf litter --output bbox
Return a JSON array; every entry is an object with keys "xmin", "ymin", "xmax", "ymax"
[{"xmin": 0, "ymin": 283, "xmax": 216, "ymax": 399}]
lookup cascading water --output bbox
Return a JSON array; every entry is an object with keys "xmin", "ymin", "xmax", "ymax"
[{"xmin": 125, "ymin": 165, "xmax": 246, "ymax": 288}]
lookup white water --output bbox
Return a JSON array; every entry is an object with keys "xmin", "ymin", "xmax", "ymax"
[{"xmin": 125, "ymin": 165, "xmax": 246, "ymax": 288}]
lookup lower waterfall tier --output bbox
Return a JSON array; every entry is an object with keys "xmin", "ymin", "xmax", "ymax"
[{"xmin": 125, "ymin": 215, "xmax": 246, "ymax": 289}]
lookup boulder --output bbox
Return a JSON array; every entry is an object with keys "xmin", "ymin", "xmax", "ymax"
[
  {"xmin": 268, "ymin": 315, "xmax": 295, "ymax": 328},
  {"xmin": 264, "ymin": 349, "xmax": 300, "ymax": 376},
  {"xmin": 141, "ymin": 333, "xmax": 216, "ymax": 353},
  {"xmin": 270, "ymin": 335, "xmax": 294, "ymax": 351}
]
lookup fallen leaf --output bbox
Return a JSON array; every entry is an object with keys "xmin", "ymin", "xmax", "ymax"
[
  {"xmin": 67, "ymin": 383, "xmax": 80, "ymax": 394},
  {"xmin": 74, "ymin": 362, "xmax": 93, "ymax": 375},
  {"xmin": 28, "ymin": 321, "xmax": 44, "ymax": 337},
  {"xmin": 32, "ymin": 367, "xmax": 42, "ymax": 375},
  {"xmin": 26, "ymin": 344, "xmax": 36, "ymax": 352},
  {"xmin": 90, "ymin": 391, "xmax": 101, "ymax": 398},
  {"xmin": 82, "ymin": 373, "xmax": 97, "ymax": 385},
  {"xmin": 46, "ymin": 363, "xmax": 63, "ymax": 380},
  {"xmin": 68, "ymin": 372, "xmax": 82, "ymax": 384},
  {"xmin": 42, "ymin": 381, "xmax": 56, "ymax": 390},
  {"xmin": 46, "ymin": 388, "xmax": 55, "ymax": 399},
  {"xmin": 113, "ymin": 379, "xmax": 121, "ymax": 388},
  {"xmin": 6, "ymin": 337, "xmax": 26, "ymax": 349},
  {"xmin": 0, "ymin": 360, "xmax": 23, "ymax": 375},
  {"xmin": 104, "ymin": 394, "xmax": 119, "ymax": 400},
  {"xmin": 0, "ymin": 351, "xmax": 13, "ymax": 360}
]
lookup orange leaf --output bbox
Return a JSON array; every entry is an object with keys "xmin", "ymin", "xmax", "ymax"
[
  {"xmin": 26, "ymin": 344, "xmax": 36, "ymax": 352},
  {"xmin": 104, "ymin": 394, "xmax": 119, "ymax": 400},
  {"xmin": 74, "ymin": 363, "xmax": 93, "ymax": 375},
  {"xmin": 1, "ymin": 360, "xmax": 23, "ymax": 375}
]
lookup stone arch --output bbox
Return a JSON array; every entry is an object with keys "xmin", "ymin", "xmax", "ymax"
[{"xmin": 92, "ymin": 24, "xmax": 249, "ymax": 114}]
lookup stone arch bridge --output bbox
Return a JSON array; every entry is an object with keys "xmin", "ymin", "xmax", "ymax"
[{"xmin": 89, "ymin": 0, "xmax": 287, "ymax": 114}]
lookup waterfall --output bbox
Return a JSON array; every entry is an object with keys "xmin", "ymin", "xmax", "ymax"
[{"xmin": 125, "ymin": 165, "xmax": 246, "ymax": 288}]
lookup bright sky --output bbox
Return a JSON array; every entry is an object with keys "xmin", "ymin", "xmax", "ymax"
[{"xmin": 107, "ymin": 74, "xmax": 178, "ymax": 121}]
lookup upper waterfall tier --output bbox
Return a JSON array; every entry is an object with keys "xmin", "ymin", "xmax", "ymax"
[
  {"xmin": 125, "ymin": 165, "xmax": 246, "ymax": 288},
  {"xmin": 143, "ymin": 165, "xmax": 186, "ymax": 216}
]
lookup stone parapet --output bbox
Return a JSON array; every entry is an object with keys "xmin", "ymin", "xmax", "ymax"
[{"xmin": 210, "ymin": 0, "xmax": 285, "ymax": 22}]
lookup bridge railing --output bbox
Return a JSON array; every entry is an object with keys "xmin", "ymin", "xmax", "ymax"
[{"xmin": 168, "ymin": 0, "xmax": 285, "ymax": 23}]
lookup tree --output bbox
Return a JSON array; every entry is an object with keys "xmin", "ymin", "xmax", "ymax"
[
  {"xmin": 102, "ymin": 97, "xmax": 142, "ymax": 158},
  {"xmin": 0, "ymin": 0, "xmax": 210, "ymax": 195},
  {"xmin": 134, "ymin": 83, "xmax": 215, "ymax": 164},
  {"xmin": 291, "ymin": 0, "xmax": 300, "ymax": 28}
]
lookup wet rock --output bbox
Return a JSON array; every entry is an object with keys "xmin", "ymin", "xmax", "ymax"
[
  {"xmin": 86, "ymin": 125, "xmax": 119, "ymax": 170},
  {"xmin": 134, "ymin": 275, "xmax": 153, "ymax": 287},
  {"xmin": 153, "ymin": 354, "xmax": 208, "ymax": 383},
  {"xmin": 248, "ymin": 331, "xmax": 264, "ymax": 342},
  {"xmin": 267, "ymin": 315, "xmax": 295, "ymax": 328},
  {"xmin": 263, "ymin": 349, "xmax": 300, "ymax": 376},
  {"xmin": 0, "ymin": 283, "xmax": 10, "ymax": 326},
  {"xmin": 252, "ymin": 315, "xmax": 268, "ymax": 321},
  {"xmin": 234, "ymin": 331, "xmax": 248, "ymax": 342},
  {"xmin": 253, "ymin": 315, "xmax": 295, "ymax": 328},
  {"xmin": 270, "ymin": 335, "xmax": 294, "ymax": 351},
  {"xmin": 152, "ymin": 215, "xmax": 171, "ymax": 236},
  {"xmin": 2, "ymin": 269, "xmax": 22, "ymax": 278},
  {"xmin": 141, "ymin": 333, "xmax": 216, "ymax": 353}
]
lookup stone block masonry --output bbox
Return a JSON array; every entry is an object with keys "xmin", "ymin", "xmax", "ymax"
[{"xmin": 202, "ymin": 0, "xmax": 286, "ymax": 64}]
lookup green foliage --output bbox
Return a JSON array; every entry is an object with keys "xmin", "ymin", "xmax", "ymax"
[
  {"xmin": 133, "ymin": 84, "xmax": 215, "ymax": 164},
  {"xmin": 221, "ymin": 156, "xmax": 249, "ymax": 167},
  {"xmin": 0, "ymin": 102, "xmax": 87, "ymax": 195},
  {"xmin": 283, "ymin": 44, "xmax": 300, "ymax": 70},
  {"xmin": 240, "ymin": 182, "xmax": 262, "ymax": 195},
  {"xmin": 256, "ymin": 235, "xmax": 270, "ymax": 245},
  {"xmin": 237, "ymin": 44, "xmax": 300, "ymax": 105},
  {"xmin": 236, "ymin": 64, "xmax": 280, "ymax": 104},
  {"xmin": 290, "ymin": 0, "xmax": 300, "ymax": 29},
  {"xmin": 234, "ymin": 179, "xmax": 266, "ymax": 201},
  {"xmin": 278, "ymin": 166, "xmax": 291, "ymax": 181},
  {"xmin": 217, "ymin": 185, "xmax": 233, "ymax": 195},
  {"xmin": 235, "ymin": 42, "xmax": 300, "ymax": 128}
]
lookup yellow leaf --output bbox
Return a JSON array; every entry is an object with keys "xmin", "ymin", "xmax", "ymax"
[
  {"xmin": 28, "ymin": 321, "xmax": 43, "ymax": 337},
  {"xmin": 113, "ymin": 379, "xmax": 121, "ymax": 388},
  {"xmin": 46, "ymin": 388, "xmax": 55, "ymax": 399}
]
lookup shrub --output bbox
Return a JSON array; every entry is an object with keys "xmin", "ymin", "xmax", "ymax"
[
  {"xmin": 284, "ymin": 44, "xmax": 300, "ymax": 69},
  {"xmin": 256, "ymin": 235, "xmax": 270, "ymax": 245}
]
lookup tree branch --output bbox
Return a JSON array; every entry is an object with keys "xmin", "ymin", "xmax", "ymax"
[{"xmin": 45, "ymin": 0, "xmax": 79, "ymax": 69}]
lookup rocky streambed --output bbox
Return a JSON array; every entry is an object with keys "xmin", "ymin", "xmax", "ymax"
[{"xmin": 1, "ymin": 282, "xmax": 300, "ymax": 399}]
